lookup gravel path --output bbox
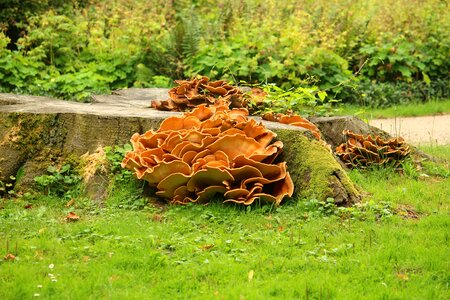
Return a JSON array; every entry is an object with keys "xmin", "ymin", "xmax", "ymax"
[{"xmin": 369, "ymin": 114, "xmax": 450, "ymax": 145}]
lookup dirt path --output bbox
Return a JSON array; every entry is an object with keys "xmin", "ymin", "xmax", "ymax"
[{"xmin": 369, "ymin": 114, "xmax": 450, "ymax": 145}]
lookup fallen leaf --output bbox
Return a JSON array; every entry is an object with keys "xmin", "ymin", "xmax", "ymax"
[
  {"xmin": 152, "ymin": 214, "xmax": 163, "ymax": 222},
  {"xmin": 397, "ymin": 273, "xmax": 409, "ymax": 281},
  {"xmin": 65, "ymin": 199, "xmax": 75, "ymax": 208},
  {"xmin": 248, "ymin": 270, "xmax": 254, "ymax": 281},
  {"xmin": 24, "ymin": 204, "xmax": 33, "ymax": 209},
  {"xmin": 65, "ymin": 212, "xmax": 80, "ymax": 222},
  {"xmin": 278, "ymin": 226, "xmax": 285, "ymax": 232},
  {"xmin": 201, "ymin": 244, "xmax": 215, "ymax": 251},
  {"xmin": 108, "ymin": 275, "xmax": 120, "ymax": 283},
  {"xmin": 4, "ymin": 253, "xmax": 15, "ymax": 261}
]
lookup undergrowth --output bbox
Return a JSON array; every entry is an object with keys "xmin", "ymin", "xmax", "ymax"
[{"xmin": 1, "ymin": 144, "xmax": 448, "ymax": 299}]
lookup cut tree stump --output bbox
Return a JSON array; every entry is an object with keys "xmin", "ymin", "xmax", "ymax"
[{"xmin": 0, "ymin": 89, "xmax": 382, "ymax": 205}]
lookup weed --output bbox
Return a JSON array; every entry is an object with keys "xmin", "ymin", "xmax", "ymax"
[
  {"xmin": 34, "ymin": 164, "xmax": 81, "ymax": 200},
  {"xmin": 249, "ymin": 83, "xmax": 341, "ymax": 117}
]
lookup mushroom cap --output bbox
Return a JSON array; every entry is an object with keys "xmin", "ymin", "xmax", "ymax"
[{"xmin": 186, "ymin": 167, "xmax": 234, "ymax": 192}]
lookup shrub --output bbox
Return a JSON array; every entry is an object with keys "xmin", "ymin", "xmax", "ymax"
[{"xmin": 0, "ymin": 0, "xmax": 448, "ymax": 105}]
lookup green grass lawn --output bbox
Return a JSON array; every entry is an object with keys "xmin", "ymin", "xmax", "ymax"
[
  {"xmin": 337, "ymin": 99, "xmax": 450, "ymax": 119},
  {"xmin": 1, "ymin": 146, "xmax": 449, "ymax": 299}
]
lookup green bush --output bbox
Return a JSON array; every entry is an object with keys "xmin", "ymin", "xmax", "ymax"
[
  {"xmin": 343, "ymin": 79, "xmax": 450, "ymax": 108},
  {"xmin": 0, "ymin": 0, "xmax": 448, "ymax": 107}
]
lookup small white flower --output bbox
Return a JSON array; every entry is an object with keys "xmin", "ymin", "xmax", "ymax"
[
  {"xmin": 48, "ymin": 264, "xmax": 54, "ymax": 269},
  {"xmin": 37, "ymin": 285, "xmax": 43, "ymax": 288},
  {"xmin": 34, "ymin": 293, "xmax": 40, "ymax": 297},
  {"xmin": 48, "ymin": 273, "xmax": 54, "ymax": 277},
  {"xmin": 51, "ymin": 279, "xmax": 58, "ymax": 282}
]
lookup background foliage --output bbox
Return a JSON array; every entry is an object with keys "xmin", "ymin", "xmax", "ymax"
[{"xmin": 0, "ymin": 0, "xmax": 448, "ymax": 106}]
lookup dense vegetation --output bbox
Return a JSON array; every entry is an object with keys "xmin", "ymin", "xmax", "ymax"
[{"xmin": 0, "ymin": 0, "xmax": 449, "ymax": 105}]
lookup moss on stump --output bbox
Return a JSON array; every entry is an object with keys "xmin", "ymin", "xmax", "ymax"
[{"xmin": 275, "ymin": 130, "xmax": 360, "ymax": 205}]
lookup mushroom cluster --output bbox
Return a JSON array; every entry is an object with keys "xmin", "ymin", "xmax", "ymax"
[
  {"xmin": 262, "ymin": 112, "xmax": 321, "ymax": 140},
  {"xmin": 122, "ymin": 104, "xmax": 294, "ymax": 205},
  {"xmin": 151, "ymin": 76, "xmax": 322, "ymax": 140},
  {"xmin": 335, "ymin": 130, "xmax": 411, "ymax": 168},
  {"xmin": 151, "ymin": 76, "xmax": 247, "ymax": 111}
]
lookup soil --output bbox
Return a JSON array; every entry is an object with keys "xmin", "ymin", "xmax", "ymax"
[{"xmin": 370, "ymin": 114, "xmax": 450, "ymax": 145}]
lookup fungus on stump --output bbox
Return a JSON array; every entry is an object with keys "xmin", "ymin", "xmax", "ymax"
[
  {"xmin": 336, "ymin": 130, "xmax": 411, "ymax": 168},
  {"xmin": 151, "ymin": 76, "xmax": 247, "ymax": 111},
  {"xmin": 121, "ymin": 104, "xmax": 294, "ymax": 205}
]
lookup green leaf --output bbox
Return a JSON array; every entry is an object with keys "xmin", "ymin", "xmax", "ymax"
[
  {"xmin": 397, "ymin": 66, "xmax": 412, "ymax": 78},
  {"xmin": 318, "ymin": 91, "xmax": 327, "ymax": 102},
  {"xmin": 422, "ymin": 72, "xmax": 431, "ymax": 85}
]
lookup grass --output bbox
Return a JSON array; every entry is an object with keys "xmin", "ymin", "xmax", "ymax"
[
  {"xmin": 418, "ymin": 145, "xmax": 450, "ymax": 161},
  {"xmin": 337, "ymin": 99, "xmax": 450, "ymax": 119},
  {"xmin": 1, "ymin": 146, "xmax": 449, "ymax": 299}
]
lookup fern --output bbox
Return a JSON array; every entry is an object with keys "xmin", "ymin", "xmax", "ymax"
[{"xmin": 172, "ymin": 1, "xmax": 201, "ymax": 60}]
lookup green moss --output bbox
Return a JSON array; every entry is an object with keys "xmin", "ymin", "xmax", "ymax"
[
  {"xmin": 0, "ymin": 113, "xmax": 70, "ymax": 191},
  {"xmin": 275, "ymin": 129, "xmax": 360, "ymax": 204},
  {"xmin": 1, "ymin": 113, "xmax": 57, "ymax": 151}
]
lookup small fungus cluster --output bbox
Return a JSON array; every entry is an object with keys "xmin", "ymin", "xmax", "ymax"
[
  {"xmin": 335, "ymin": 130, "xmax": 411, "ymax": 168},
  {"xmin": 151, "ymin": 76, "xmax": 246, "ymax": 111},
  {"xmin": 122, "ymin": 104, "xmax": 294, "ymax": 205},
  {"xmin": 151, "ymin": 76, "xmax": 322, "ymax": 140}
]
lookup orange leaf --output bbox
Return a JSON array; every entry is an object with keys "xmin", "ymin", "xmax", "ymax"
[
  {"xmin": 66, "ymin": 212, "xmax": 80, "ymax": 222},
  {"xmin": 4, "ymin": 253, "xmax": 15, "ymax": 261},
  {"xmin": 65, "ymin": 199, "xmax": 75, "ymax": 208},
  {"xmin": 201, "ymin": 244, "xmax": 215, "ymax": 251},
  {"xmin": 397, "ymin": 273, "xmax": 409, "ymax": 281}
]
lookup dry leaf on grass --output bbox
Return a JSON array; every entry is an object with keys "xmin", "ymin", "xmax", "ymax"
[
  {"xmin": 65, "ymin": 212, "xmax": 80, "ymax": 222},
  {"xmin": 4, "ymin": 253, "xmax": 16, "ymax": 261}
]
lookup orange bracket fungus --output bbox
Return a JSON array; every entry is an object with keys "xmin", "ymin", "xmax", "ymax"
[
  {"xmin": 335, "ymin": 130, "xmax": 411, "ymax": 168},
  {"xmin": 122, "ymin": 104, "xmax": 294, "ymax": 205},
  {"xmin": 262, "ymin": 112, "xmax": 322, "ymax": 140},
  {"xmin": 151, "ymin": 76, "xmax": 247, "ymax": 111}
]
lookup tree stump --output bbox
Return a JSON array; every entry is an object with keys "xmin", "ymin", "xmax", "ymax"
[{"xmin": 0, "ymin": 89, "xmax": 370, "ymax": 205}]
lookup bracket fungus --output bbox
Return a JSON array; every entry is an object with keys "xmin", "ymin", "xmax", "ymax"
[
  {"xmin": 122, "ymin": 104, "xmax": 294, "ymax": 205},
  {"xmin": 335, "ymin": 130, "xmax": 411, "ymax": 168},
  {"xmin": 262, "ymin": 112, "xmax": 322, "ymax": 140},
  {"xmin": 151, "ymin": 76, "xmax": 247, "ymax": 111}
]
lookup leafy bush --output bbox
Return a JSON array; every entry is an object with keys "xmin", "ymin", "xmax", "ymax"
[
  {"xmin": 343, "ymin": 79, "xmax": 450, "ymax": 108},
  {"xmin": 0, "ymin": 0, "xmax": 448, "ymax": 106},
  {"xmin": 250, "ymin": 83, "xmax": 339, "ymax": 117}
]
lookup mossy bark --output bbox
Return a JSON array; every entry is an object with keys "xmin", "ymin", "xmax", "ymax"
[
  {"xmin": 275, "ymin": 130, "xmax": 361, "ymax": 205},
  {"xmin": 0, "ymin": 111, "xmax": 162, "ymax": 191}
]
